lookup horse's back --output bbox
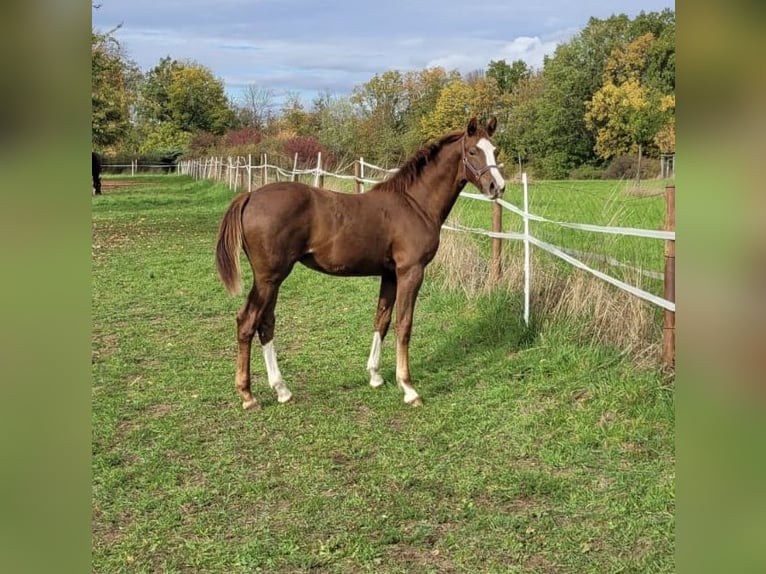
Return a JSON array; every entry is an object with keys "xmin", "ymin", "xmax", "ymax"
[
  {"xmin": 243, "ymin": 182, "xmax": 318, "ymax": 233},
  {"xmin": 244, "ymin": 181, "xmax": 385, "ymax": 233}
]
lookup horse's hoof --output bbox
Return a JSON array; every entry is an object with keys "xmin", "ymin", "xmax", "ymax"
[
  {"xmin": 242, "ymin": 399, "xmax": 261, "ymax": 410},
  {"xmin": 407, "ymin": 397, "xmax": 423, "ymax": 407}
]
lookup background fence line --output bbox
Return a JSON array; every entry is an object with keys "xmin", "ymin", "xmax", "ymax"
[{"xmin": 178, "ymin": 154, "xmax": 676, "ymax": 366}]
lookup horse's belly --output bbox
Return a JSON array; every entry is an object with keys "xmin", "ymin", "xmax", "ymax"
[{"xmin": 299, "ymin": 250, "xmax": 389, "ymax": 277}]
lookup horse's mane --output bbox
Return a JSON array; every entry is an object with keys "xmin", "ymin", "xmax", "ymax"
[{"xmin": 371, "ymin": 130, "xmax": 465, "ymax": 194}]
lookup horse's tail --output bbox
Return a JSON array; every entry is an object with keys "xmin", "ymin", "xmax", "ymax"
[{"xmin": 215, "ymin": 192, "xmax": 250, "ymax": 296}]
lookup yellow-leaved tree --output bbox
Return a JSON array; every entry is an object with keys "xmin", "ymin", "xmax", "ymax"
[
  {"xmin": 585, "ymin": 33, "xmax": 674, "ymax": 186},
  {"xmin": 420, "ymin": 77, "xmax": 500, "ymax": 141}
]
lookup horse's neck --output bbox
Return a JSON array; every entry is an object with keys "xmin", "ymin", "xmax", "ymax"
[{"xmin": 407, "ymin": 143, "xmax": 464, "ymax": 225}]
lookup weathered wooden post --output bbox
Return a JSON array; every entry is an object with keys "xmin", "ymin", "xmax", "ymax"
[
  {"xmin": 354, "ymin": 160, "xmax": 361, "ymax": 193},
  {"xmin": 490, "ymin": 201, "xmax": 503, "ymax": 284},
  {"xmin": 247, "ymin": 154, "xmax": 252, "ymax": 193},
  {"xmin": 315, "ymin": 152, "xmax": 324, "ymax": 188},
  {"xmin": 291, "ymin": 153, "xmax": 299, "ymax": 182},
  {"xmin": 663, "ymin": 184, "xmax": 675, "ymax": 368}
]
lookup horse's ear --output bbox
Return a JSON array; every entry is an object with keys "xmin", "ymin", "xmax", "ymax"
[
  {"xmin": 486, "ymin": 116, "xmax": 497, "ymax": 137},
  {"xmin": 467, "ymin": 116, "xmax": 478, "ymax": 136}
]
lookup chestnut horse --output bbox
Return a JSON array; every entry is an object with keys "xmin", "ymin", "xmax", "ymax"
[{"xmin": 215, "ymin": 116, "xmax": 505, "ymax": 409}]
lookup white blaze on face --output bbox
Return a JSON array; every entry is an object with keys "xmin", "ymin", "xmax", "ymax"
[{"xmin": 476, "ymin": 138, "xmax": 505, "ymax": 191}]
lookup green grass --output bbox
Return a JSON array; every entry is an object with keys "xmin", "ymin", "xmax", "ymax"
[{"xmin": 92, "ymin": 176, "xmax": 674, "ymax": 573}]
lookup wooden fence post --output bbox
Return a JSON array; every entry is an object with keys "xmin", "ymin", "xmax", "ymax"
[
  {"xmin": 663, "ymin": 184, "xmax": 675, "ymax": 368},
  {"xmin": 315, "ymin": 152, "xmax": 324, "ymax": 188},
  {"xmin": 354, "ymin": 160, "xmax": 361, "ymax": 193},
  {"xmin": 490, "ymin": 201, "xmax": 503, "ymax": 283},
  {"xmin": 291, "ymin": 153, "xmax": 298, "ymax": 182}
]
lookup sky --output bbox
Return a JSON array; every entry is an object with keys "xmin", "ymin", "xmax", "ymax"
[{"xmin": 92, "ymin": 1, "xmax": 675, "ymax": 107}]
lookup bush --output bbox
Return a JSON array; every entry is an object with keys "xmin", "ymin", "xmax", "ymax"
[
  {"xmin": 604, "ymin": 154, "xmax": 660, "ymax": 179},
  {"xmin": 533, "ymin": 151, "xmax": 573, "ymax": 179},
  {"xmin": 187, "ymin": 132, "xmax": 222, "ymax": 157},
  {"xmin": 283, "ymin": 136, "xmax": 336, "ymax": 170},
  {"xmin": 569, "ymin": 165, "xmax": 605, "ymax": 180},
  {"xmin": 224, "ymin": 127, "xmax": 263, "ymax": 147}
]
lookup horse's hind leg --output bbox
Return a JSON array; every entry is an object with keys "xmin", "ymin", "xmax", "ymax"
[
  {"xmin": 257, "ymin": 283, "xmax": 292, "ymax": 404},
  {"xmin": 235, "ymin": 288, "xmax": 261, "ymax": 410},
  {"xmin": 367, "ymin": 271, "xmax": 396, "ymax": 387},
  {"xmin": 236, "ymin": 278, "xmax": 292, "ymax": 408}
]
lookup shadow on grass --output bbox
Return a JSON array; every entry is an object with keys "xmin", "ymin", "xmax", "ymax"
[{"xmin": 408, "ymin": 290, "xmax": 541, "ymax": 400}]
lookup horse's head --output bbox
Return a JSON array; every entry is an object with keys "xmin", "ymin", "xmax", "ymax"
[{"xmin": 461, "ymin": 116, "xmax": 505, "ymax": 199}]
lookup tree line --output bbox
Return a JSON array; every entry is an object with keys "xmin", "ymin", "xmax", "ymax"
[{"xmin": 92, "ymin": 9, "xmax": 674, "ymax": 179}]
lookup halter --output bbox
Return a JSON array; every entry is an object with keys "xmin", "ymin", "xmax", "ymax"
[{"xmin": 461, "ymin": 136, "xmax": 502, "ymax": 183}]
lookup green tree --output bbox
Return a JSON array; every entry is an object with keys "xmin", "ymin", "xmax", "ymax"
[
  {"xmin": 537, "ymin": 15, "xmax": 633, "ymax": 176},
  {"xmin": 313, "ymin": 93, "xmax": 362, "ymax": 161},
  {"xmin": 137, "ymin": 56, "xmax": 182, "ymax": 126},
  {"xmin": 495, "ymin": 71, "xmax": 545, "ymax": 175},
  {"xmin": 487, "ymin": 59, "xmax": 531, "ymax": 94},
  {"xmin": 137, "ymin": 121, "xmax": 193, "ymax": 156},
  {"xmin": 91, "ymin": 29, "xmax": 139, "ymax": 149},
  {"xmin": 351, "ymin": 70, "xmax": 406, "ymax": 128},
  {"xmin": 279, "ymin": 92, "xmax": 313, "ymax": 137},
  {"xmin": 167, "ymin": 64, "xmax": 234, "ymax": 134},
  {"xmin": 630, "ymin": 9, "xmax": 675, "ymax": 94},
  {"xmin": 585, "ymin": 33, "xmax": 673, "ymax": 186},
  {"xmin": 135, "ymin": 58, "xmax": 234, "ymax": 156},
  {"xmin": 351, "ymin": 71, "xmax": 409, "ymax": 163}
]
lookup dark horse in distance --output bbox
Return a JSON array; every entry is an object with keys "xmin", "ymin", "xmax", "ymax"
[
  {"xmin": 215, "ymin": 117, "xmax": 505, "ymax": 409},
  {"xmin": 92, "ymin": 152, "xmax": 102, "ymax": 195}
]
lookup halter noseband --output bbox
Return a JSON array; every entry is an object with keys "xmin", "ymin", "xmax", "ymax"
[{"xmin": 461, "ymin": 136, "xmax": 501, "ymax": 183}]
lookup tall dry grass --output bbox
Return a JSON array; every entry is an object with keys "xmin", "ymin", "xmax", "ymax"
[{"xmin": 431, "ymin": 230, "xmax": 663, "ymax": 368}]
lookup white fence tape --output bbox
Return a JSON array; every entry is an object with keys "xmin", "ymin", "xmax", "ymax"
[{"xmin": 441, "ymin": 223, "xmax": 526, "ymax": 241}]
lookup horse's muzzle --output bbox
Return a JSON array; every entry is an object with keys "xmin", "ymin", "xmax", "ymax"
[{"xmin": 486, "ymin": 180, "xmax": 505, "ymax": 200}]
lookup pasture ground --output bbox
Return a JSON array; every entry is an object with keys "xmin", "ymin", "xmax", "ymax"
[{"xmin": 92, "ymin": 176, "xmax": 674, "ymax": 573}]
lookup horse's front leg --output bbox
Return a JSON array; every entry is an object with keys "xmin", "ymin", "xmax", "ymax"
[
  {"xmin": 394, "ymin": 265, "xmax": 425, "ymax": 406},
  {"xmin": 367, "ymin": 271, "xmax": 397, "ymax": 387}
]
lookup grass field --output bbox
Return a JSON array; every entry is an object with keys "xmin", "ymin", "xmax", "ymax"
[{"xmin": 92, "ymin": 176, "xmax": 674, "ymax": 573}]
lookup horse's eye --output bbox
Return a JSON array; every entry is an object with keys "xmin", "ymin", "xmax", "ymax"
[{"xmin": 469, "ymin": 149, "xmax": 477, "ymax": 155}]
